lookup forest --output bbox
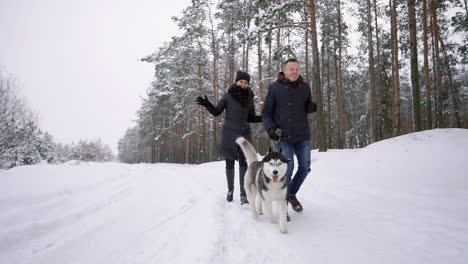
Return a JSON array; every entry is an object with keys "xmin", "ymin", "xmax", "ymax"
[
  {"xmin": 0, "ymin": 73, "xmax": 114, "ymax": 169},
  {"xmin": 117, "ymin": 0, "xmax": 467, "ymax": 164}
]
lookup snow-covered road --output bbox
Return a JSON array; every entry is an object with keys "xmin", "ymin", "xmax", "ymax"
[{"xmin": 1, "ymin": 129, "xmax": 467, "ymax": 264}]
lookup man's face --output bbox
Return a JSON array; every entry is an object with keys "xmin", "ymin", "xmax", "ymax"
[
  {"xmin": 236, "ymin": 79, "xmax": 249, "ymax": 89},
  {"xmin": 283, "ymin": 62, "xmax": 300, "ymax": 82}
]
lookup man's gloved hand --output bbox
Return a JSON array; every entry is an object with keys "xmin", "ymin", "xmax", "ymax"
[
  {"xmin": 196, "ymin": 95, "xmax": 211, "ymax": 107},
  {"xmin": 267, "ymin": 128, "xmax": 280, "ymax": 142},
  {"xmin": 306, "ymin": 101, "xmax": 317, "ymax": 113}
]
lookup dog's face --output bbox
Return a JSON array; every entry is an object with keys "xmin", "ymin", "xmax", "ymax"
[{"xmin": 262, "ymin": 147, "xmax": 289, "ymax": 182}]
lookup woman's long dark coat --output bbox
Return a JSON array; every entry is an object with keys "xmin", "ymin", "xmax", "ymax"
[{"xmin": 208, "ymin": 91, "xmax": 260, "ymax": 160}]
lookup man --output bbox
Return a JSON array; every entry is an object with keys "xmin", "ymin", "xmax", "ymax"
[{"xmin": 262, "ymin": 58, "xmax": 317, "ymax": 216}]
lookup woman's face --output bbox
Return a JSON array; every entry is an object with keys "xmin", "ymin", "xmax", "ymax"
[{"xmin": 236, "ymin": 79, "xmax": 249, "ymax": 89}]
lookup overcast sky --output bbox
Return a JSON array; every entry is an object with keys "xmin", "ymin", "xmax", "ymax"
[{"xmin": 0, "ymin": 0, "xmax": 191, "ymax": 153}]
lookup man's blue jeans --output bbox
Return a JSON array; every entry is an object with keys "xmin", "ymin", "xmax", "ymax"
[{"xmin": 277, "ymin": 139, "xmax": 311, "ymax": 199}]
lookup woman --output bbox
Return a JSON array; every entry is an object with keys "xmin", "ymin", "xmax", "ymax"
[{"xmin": 196, "ymin": 71, "xmax": 261, "ymax": 205}]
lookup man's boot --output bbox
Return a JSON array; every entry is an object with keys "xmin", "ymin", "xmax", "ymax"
[{"xmin": 288, "ymin": 194, "xmax": 303, "ymax": 212}]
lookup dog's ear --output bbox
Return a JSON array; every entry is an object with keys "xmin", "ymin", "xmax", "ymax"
[
  {"xmin": 278, "ymin": 148, "xmax": 290, "ymax": 163},
  {"xmin": 268, "ymin": 146, "xmax": 273, "ymax": 154}
]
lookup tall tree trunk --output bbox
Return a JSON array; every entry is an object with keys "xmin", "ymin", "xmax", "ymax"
[
  {"xmin": 336, "ymin": 0, "xmax": 345, "ymax": 148},
  {"xmin": 268, "ymin": 30, "xmax": 272, "ymax": 84},
  {"xmin": 245, "ymin": 44, "xmax": 250, "ymax": 72},
  {"xmin": 440, "ymin": 39, "xmax": 462, "ymax": 128},
  {"xmin": 423, "ymin": 0, "xmax": 432, "ymax": 129},
  {"xmin": 242, "ymin": 43, "xmax": 247, "ymax": 72},
  {"xmin": 151, "ymin": 142, "xmax": 156, "ymax": 163},
  {"xmin": 197, "ymin": 60, "xmax": 205, "ymax": 163},
  {"xmin": 305, "ymin": 30, "xmax": 317, "ymax": 148},
  {"xmin": 431, "ymin": 0, "xmax": 442, "ymax": 127},
  {"xmin": 367, "ymin": 0, "xmax": 377, "ymax": 143},
  {"xmin": 257, "ymin": 34, "xmax": 265, "ymax": 113},
  {"xmin": 333, "ymin": 36, "xmax": 338, "ymax": 148},
  {"xmin": 230, "ymin": 30, "xmax": 236, "ymax": 84},
  {"xmin": 324, "ymin": 44, "xmax": 332, "ymax": 148},
  {"xmin": 242, "ymin": 0, "xmax": 252, "ymax": 72},
  {"xmin": 185, "ymin": 120, "xmax": 190, "ymax": 164},
  {"xmin": 267, "ymin": 30, "xmax": 273, "ymax": 81},
  {"xmin": 375, "ymin": 0, "xmax": 392, "ymax": 139},
  {"xmin": 155, "ymin": 142, "xmax": 159, "ymax": 163},
  {"xmin": 275, "ymin": 0, "xmax": 282, "ymax": 72},
  {"xmin": 305, "ymin": 32, "xmax": 310, "ymax": 83},
  {"xmin": 373, "ymin": 0, "xmax": 383, "ymax": 141},
  {"xmin": 390, "ymin": 0, "xmax": 401, "ymax": 136},
  {"xmin": 408, "ymin": 0, "xmax": 422, "ymax": 132},
  {"xmin": 243, "ymin": 0, "xmax": 253, "ymax": 72},
  {"xmin": 207, "ymin": 5, "xmax": 219, "ymax": 159},
  {"xmin": 430, "ymin": 14, "xmax": 438, "ymax": 128},
  {"xmin": 309, "ymin": 0, "xmax": 327, "ymax": 152},
  {"xmin": 304, "ymin": 8, "xmax": 314, "ymax": 148},
  {"xmin": 276, "ymin": 28, "xmax": 281, "ymax": 73},
  {"xmin": 304, "ymin": 4, "xmax": 310, "ymax": 83}
]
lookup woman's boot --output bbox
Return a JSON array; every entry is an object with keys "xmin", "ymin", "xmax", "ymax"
[
  {"xmin": 226, "ymin": 168, "xmax": 234, "ymax": 202},
  {"xmin": 239, "ymin": 166, "xmax": 249, "ymax": 205}
]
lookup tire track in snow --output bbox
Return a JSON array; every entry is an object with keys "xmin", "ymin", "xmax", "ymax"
[
  {"xmin": 0, "ymin": 167, "xmax": 133, "ymax": 228},
  {"xmin": 0, "ymin": 169, "xmax": 134, "ymax": 258}
]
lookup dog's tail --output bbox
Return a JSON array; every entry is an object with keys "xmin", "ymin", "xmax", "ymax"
[{"xmin": 235, "ymin": 137, "xmax": 258, "ymax": 166}]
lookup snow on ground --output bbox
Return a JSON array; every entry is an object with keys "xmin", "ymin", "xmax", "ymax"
[{"xmin": 1, "ymin": 128, "xmax": 467, "ymax": 264}]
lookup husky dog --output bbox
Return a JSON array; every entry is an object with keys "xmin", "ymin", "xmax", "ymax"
[{"xmin": 235, "ymin": 137, "xmax": 289, "ymax": 234}]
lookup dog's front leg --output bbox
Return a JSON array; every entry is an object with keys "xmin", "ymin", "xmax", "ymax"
[
  {"xmin": 249, "ymin": 192, "xmax": 259, "ymax": 219},
  {"xmin": 278, "ymin": 199, "xmax": 288, "ymax": 234},
  {"xmin": 264, "ymin": 200, "xmax": 276, "ymax": 223},
  {"xmin": 256, "ymin": 196, "xmax": 263, "ymax": 215}
]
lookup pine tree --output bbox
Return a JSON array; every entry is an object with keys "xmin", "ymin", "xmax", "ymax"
[
  {"xmin": 0, "ymin": 71, "xmax": 51, "ymax": 168},
  {"xmin": 431, "ymin": 0, "xmax": 443, "ymax": 127},
  {"xmin": 120, "ymin": 0, "xmax": 468, "ymax": 163},
  {"xmin": 391, "ymin": 0, "xmax": 401, "ymax": 136},
  {"xmin": 408, "ymin": 0, "xmax": 422, "ymax": 131},
  {"xmin": 309, "ymin": 0, "xmax": 327, "ymax": 151},
  {"xmin": 423, "ymin": 0, "xmax": 432, "ymax": 129},
  {"xmin": 366, "ymin": 0, "xmax": 377, "ymax": 143}
]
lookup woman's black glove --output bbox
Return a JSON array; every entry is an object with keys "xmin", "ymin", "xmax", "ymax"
[
  {"xmin": 196, "ymin": 95, "xmax": 219, "ymax": 116},
  {"xmin": 306, "ymin": 101, "xmax": 317, "ymax": 113},
  {"xmin": 267, "ymin": 128, "xmax": 280, "ymax": 142},
  {"xmin": 196, "ymin": 95, "xmax": 211, "ymax": 107}
]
